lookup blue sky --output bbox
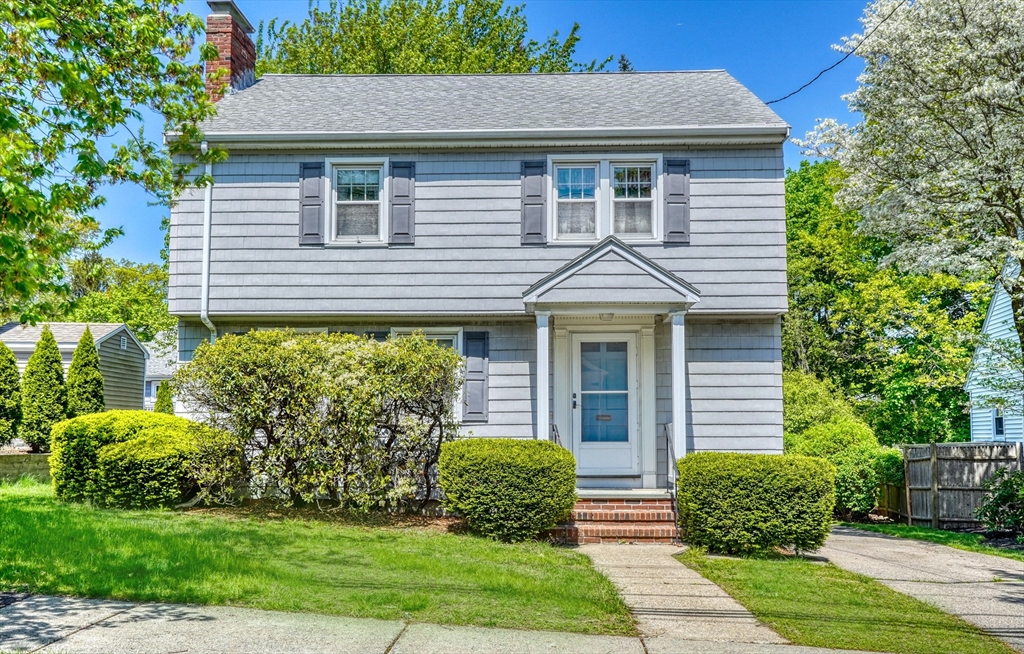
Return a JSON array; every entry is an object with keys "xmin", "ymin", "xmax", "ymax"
[{"xmin": 100, "ymin": 0, "xmax": 867, "ymax": 264}]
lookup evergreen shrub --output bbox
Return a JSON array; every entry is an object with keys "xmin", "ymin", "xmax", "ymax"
[
  {"xmin": 438, "ymin": 439, "xmax": 577, "ymax": 543},
  {"xmin": 49, "ymin": 409, "xmax": 193, "ymax": 507},
  {"xmin": 676, "ymin": 452, "xmax": 835, "ymax": 554},
  {"xmin": 20, "ymin": 326, "xmax": 67, "ymax": 452},
  {"xmin": 0, "ymin": 342, "xmax": 20, "ymax": 445},
  {"xmin": 66, "ymin": 327, "xmax": 105, "ymax": 418}
]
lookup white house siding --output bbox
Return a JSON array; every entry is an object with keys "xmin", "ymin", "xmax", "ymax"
[
  {"xmin": 168, "ymin": 148, "xmax": 786, "ymax": 318},
  {"xmin": 967, "ymin": 282, "xmax": 1024, "ymax": 442}
]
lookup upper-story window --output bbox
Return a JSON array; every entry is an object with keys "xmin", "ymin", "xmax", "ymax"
[
  {"xmin": 327, "ymin": 158, "xmax": 389, "ymax": 244},
  {"xmin": 556, "ymin": 166, "xmax": 598, "ymax": 239},
  {"xmin": 549, "ymin": 155, "xmax": 662, "ymax": 242},
  {"xmin": 612, "ymin": 166, "xmax": 654, "ymax": 237}
]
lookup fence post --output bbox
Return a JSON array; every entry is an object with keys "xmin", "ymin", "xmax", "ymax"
[
  {"xmin": 930, "ymin": 443, "xmax": 940, "ymax": 529},
  {"xmin": 903, "ymin": 446, "xmax": 912, "ymax": 526},
  {"xmin": 1017, "ymin": 442, "xmax": 1023, "ymax": 471}
]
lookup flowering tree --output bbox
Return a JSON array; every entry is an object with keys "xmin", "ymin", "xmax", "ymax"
[{"xmin": 801, "ymin": 0, "xmax": 1024, "ymax": 348}]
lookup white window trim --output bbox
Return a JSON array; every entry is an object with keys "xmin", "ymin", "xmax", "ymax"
[
  {"xmin": 547, "ymin": 154, "xmax": 663, "ymax": 243},
  {"xmin": 325, "ymin": 156, "xmax": 390, "ymax": 245}
]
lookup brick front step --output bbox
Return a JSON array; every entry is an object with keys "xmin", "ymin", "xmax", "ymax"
[{"xmin": 553, "ymin": 497, "xmax": 680, "ymax": 544}]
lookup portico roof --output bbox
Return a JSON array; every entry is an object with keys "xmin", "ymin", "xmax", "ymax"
[{"xmin": 522, "ymin": 237, "xmax": 701, "ymax": 312}]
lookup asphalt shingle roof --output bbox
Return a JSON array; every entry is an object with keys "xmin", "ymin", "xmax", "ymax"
[
  {"xmin": 0, "ymin": 322, "xmax": 124, "ymax": 346},
  {"xmin": 202, "ymin": 71, "xmax": 787, "ymax": 135}
]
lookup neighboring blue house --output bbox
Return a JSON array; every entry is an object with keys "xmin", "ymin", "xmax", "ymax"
[
  {"xmin": 168, "ymin": 1, "xmax": 791, "ymax": 541},
  {"xmin": 966, "ymin": 280, "xmax": 1024, "ymax": 443}
]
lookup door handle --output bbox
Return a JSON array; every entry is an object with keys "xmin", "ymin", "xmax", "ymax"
[{"xmin": 572, "ymin": 392, "xmax": 577, "ymax": 409}]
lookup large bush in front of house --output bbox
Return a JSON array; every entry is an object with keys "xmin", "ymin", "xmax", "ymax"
[
  {"xmin": 676, "ymin": 452, "xmax": 835, "ymax": 555},
  {"xmin": 66, "ymin": 327, "xmax": 105, "ymax": 418},
  {"xmin": 20, "ymin": 326, "xmax": 67, "ymax": 452},
  {"xmin": 789, "ymin": 418, "xmax": 902, "ymax": 518},
  {"xmin": 49, "ymin": 410, "xmax": 203, "ymax": 508},
  {"xmin": 173, "ymin": 329, "xmax": 463, "ymax": 509},
  {"xmin": 976, "ymin": 469, "xmax": 1024, "ymax": 541},
  {"xmin": 782, "ymin": 371, "xmax": 859, "ymax": 446},
  {"xmin": 0, "ymin": 341, "xmax": 21, "ymax": 446},
  {"xmin": 438, "ymin": 439, "xmax": 577, "ymax": 543}
]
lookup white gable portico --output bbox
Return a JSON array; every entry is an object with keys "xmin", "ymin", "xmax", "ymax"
[{"xmin": 524, "ymin": 237, "xmax": 699, "ymax": 489}]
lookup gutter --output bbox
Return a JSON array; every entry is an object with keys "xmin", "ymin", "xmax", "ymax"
[{"xmin": 200, "ymin": 141, "xmax": 216, "ymax": 343}]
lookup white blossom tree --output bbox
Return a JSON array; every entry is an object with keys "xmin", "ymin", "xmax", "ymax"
[{"xmin": 801, "ymin": 0, "xmax": 1024, "ymax": 350}]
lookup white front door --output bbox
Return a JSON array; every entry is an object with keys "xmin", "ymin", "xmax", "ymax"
[{"xmin": 570, "ymin": 333, "xmax": 639, "ymax": 476}]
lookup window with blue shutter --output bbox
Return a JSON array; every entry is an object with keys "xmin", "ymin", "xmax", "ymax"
[
  {"xmin": 664, "ymin": 159, "xmax": 690, "ymax": 244},
  {"xmin": 299, "ymin": 162, "xmax": 325, "ymax": 245}
]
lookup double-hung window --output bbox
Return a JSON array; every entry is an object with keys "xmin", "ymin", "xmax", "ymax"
[
  {"xmin": 549, "ymin": 156, "xmax": 661, "ymax": 242},
  {"xmin": 994, "ymin": 407, "xmax": 1006, "ymax": 440},
  {"xmin": 555, "ymin": 166, "xmax": 598, "ymax": 239},
  {"xmin": 328, "ymin": 158, "xmax": 388, "ymax": 243}
]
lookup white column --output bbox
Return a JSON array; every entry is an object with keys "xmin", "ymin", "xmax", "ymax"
[
  {"xmin": 535, "ymin": 311, "xmax": 551, "ymax": 440},
  {"xmin": 669, "ymin": 311, "xmax": 687, "ymax": 461}
]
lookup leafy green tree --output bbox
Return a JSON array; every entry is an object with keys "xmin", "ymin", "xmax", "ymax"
[
  {"xmin": 66, "ymin": 328, "xmax": 105, "ymax": 418},
  {"xmin": 802, "ymin": 0, "xmax": 1024, "ymax": 346},
  {"xmin": 0, "ymin": 342, "xmax": 20, "ymax": 445},
  {"xmin": 0, "ymin": 0, "xmax": 222, "ymax": 323},
  {"xmin": 784, "ymin": 161, "xmax": 987, "ymax": 444},
  {"xmin": 66, "ymin": 259, "xmax": 175, "ymax": 344},
  {"xmin": 256, "ymin": 0, "xmax": 611, "ymax": 75},
  {"xmin": 20, "ymin": 326, "xmax": 67, "ymax": 452},
  {"xmin": 154, "ymin": 382, "xmax": 174, "ymax": 415}
]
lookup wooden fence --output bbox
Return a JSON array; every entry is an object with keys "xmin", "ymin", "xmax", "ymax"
[{"xmin": 877, "ymin": 442, "xmax": 1024, "ymax": 530}]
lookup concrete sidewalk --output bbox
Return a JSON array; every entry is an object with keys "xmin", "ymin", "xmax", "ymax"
[
  {"xmin": 0, "ymin": 592, "xmax": 858, "ymax": 654},
  {"xmin": 821, "ymin": 526, "xmax": 1024, "ymax": 653}
]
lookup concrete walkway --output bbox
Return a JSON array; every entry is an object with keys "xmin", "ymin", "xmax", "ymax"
[
  {"xmin": 579, "ymin": 544, "xmax": 851, "ymax": 654},
  {"xmin": 0, "ymin": 591, "xmax": 858, "ymax": 654},
  {"xmin": 821, "ymin": 526, "xmax": 1024, "ymax": 653}
]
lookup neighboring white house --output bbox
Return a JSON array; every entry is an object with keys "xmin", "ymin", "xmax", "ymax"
[
  {"xmin": 966, "ymin": 280, "xmax": 1024, "ymax": 443},
  {"xmin": 0, "ymin": 322, "xmax": 148, "ymax": 410}
]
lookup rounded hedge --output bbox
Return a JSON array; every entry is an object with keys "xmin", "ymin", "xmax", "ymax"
[
  {"xmin": 50, "ymin": 410, "xmax": 198, "ymax": 508},
  {"xmin": 438, "ymin": 439, "xmax": 577, "ymax": 542},
  {"xmin": 677, "ymin": 452, "xmax": 835, "ymax": 555}
]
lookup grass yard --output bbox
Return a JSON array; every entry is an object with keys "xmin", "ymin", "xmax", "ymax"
[
  {"xmin": 679, "ymin": 548, "xmax": 1014, "ymax": 654},
  {"xmin": 842, "ymin": 522, "xmax": 1024, "ymax": 564},
  {"xmin": 0, "ymin": 479, "xmax": 633, "ymax": 635}
]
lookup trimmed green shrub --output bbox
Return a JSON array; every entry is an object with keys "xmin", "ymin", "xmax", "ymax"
[
  {"xmin": 677, "ymin": 452, "xmax": 835, "ymax": 554},
  {"xmin": 50, "ymin": 410, "xmax": 191, "ymax": 504},
  {"xmin": 67, "ymin": 327, "xmax": 105, "ymax": 418},
  {"xmin": 95, "ymin": 427, "xmax": 197, "ymax": 509},
  {"xmin": 20, "ymin": 326, "xmax": 67, "ymax": 452},
  {"xmin": 438, "ymin": 439, "xmax": 577, "ymax": 542},
  {"xmin": 154, "ymin": 381, "xmax": 173, "ymax": 414},
  {"xmin": 976, "ymin": 468, "xmax": 1024, "ymax": 539},
  {"xmin": 0, "ymin": 341, "xmax": 20, "ymax": 446}
]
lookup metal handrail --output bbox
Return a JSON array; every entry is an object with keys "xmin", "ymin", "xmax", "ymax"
[
  {"xmin": 665, "ymin": 423, "xmax": 677, "ymax": 494},
  {"xmin": 550, "ymin": 423, "xmax": 562, "ymax": 447}
]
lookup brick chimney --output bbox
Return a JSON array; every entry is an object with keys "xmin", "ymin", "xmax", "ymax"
[{"xmin": 205, "ymin": 1, "xmax": 255, "ymax": 101}]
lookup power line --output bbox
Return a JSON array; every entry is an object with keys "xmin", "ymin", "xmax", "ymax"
[{"xmin": 765, "ymin": 0, "xmax": 907, "ymax": 105}]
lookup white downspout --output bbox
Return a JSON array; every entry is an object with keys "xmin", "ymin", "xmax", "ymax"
[{"xmin": 200, "ymin": 141, "xmax": 216, "ymax": 343}]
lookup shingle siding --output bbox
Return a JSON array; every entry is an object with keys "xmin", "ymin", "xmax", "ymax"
[{"xmin": 169, "ymin": 148, "xmax": 786, "ymax": 316}]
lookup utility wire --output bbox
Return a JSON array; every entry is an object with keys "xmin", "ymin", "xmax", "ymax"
[{"xmin": 765, "ymin": 0, "xmax": 907, "ymax": 105}]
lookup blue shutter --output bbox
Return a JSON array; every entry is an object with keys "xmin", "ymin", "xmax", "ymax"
[
  {"xmin": 299, "ymin": 162, "xmax": 325, "ymax": 245},
  {"xmin": 463, "ymin": 331, "xmax": 489, "ymax": 422},
  {"xmin": 521, "ymin": 161, "xmax": 547, "ymax": 244},
  {"xmin": 390, "ymin": 162, "xmax": 415, "ymax": 244},
  {"xmin": 664, "ymin": 159, "xmax": 690, "ymax": 244}
]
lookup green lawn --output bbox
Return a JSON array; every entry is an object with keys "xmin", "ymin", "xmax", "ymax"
[
  {"xmin": 0, "ymin": 479, "xmax": 633, "ymax": 635},
  {"xmin": 841, "ymin": 522, "xmax": 1024, "ymax": 564},
  {"xmin": 679, "ymin": 549, "xmax": 1013, "ymax": 654}
]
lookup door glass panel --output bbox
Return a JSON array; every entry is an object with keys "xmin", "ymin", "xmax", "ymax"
[{"xmin": 579, "ymin": 341, "xmax": 629, "ymax": 443}]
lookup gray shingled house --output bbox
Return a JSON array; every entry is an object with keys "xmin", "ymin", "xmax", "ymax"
[
  {"xmin": 0, "ymin": 323, "xmax": 148, "ymax": 410},
  {"xmin": 170, "ymin": 1, "xmax": 790, "ymax": 542}
]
